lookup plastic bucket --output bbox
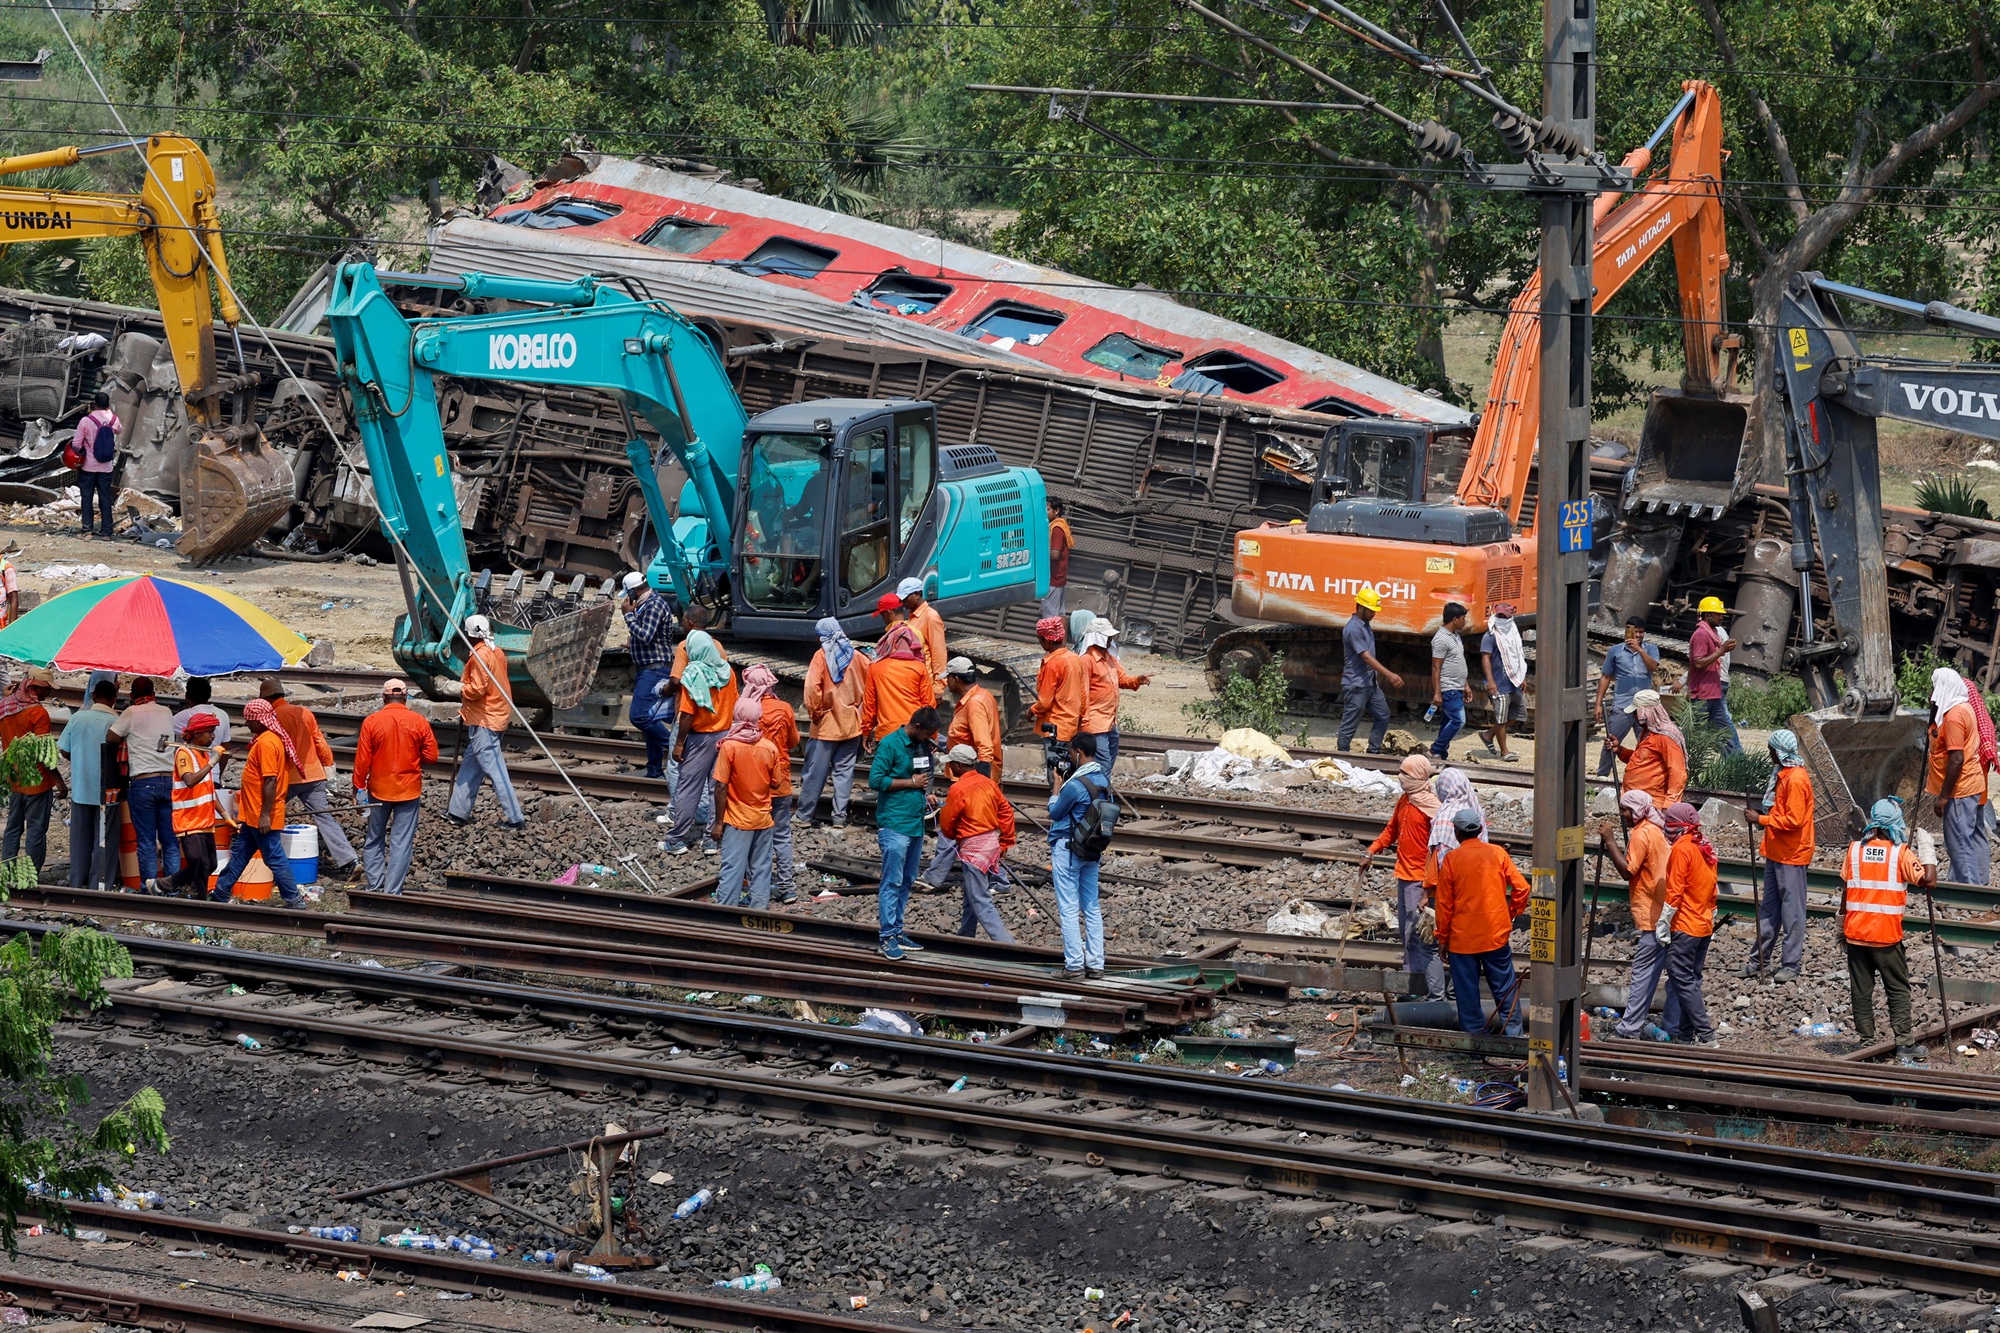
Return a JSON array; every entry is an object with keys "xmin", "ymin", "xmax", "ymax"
[
  {"xmin": 117, "ymin": 804, "xmax": 139, "ymax": 890},
  {"xmin": 281, "ymin": 824, "xmax": 319, "ymax": 886}
]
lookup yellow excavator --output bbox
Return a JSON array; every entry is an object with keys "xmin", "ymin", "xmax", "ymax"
[{"xmin": 0, "ymin": 135, "xmax": 292, "ymax": 560}]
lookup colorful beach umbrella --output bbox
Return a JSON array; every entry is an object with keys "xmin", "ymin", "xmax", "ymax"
[{"xmin": 0, "ymin": 574, "xmax": 313, "ymax": 676}]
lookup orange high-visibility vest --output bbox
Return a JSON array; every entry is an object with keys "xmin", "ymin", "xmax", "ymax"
[
  {"xmin": 1841, "ymin": 837, "xmax": 1911, "ymax": 946},
  {"xmin": 171, "ymin": 746, "xmax": 218, "ymax": 834}
]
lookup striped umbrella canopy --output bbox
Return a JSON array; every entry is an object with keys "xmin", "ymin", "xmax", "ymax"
[{"xmin": 0, "ymin": 574, "xmax": 312, "ymax": 676}]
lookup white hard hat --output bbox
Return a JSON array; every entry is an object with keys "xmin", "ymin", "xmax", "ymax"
[
  {"xmin": 464, "ymin": 613, "xmax": 492, "ymax": 641},
  {"xmin": 896, "ymin": 576, "xmax": 925, "ymax": 598}
]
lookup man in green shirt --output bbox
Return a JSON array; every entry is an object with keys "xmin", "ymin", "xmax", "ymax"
[{"xmin": 870, "ymin": 706, "xmax": 939, "ymax": 960}]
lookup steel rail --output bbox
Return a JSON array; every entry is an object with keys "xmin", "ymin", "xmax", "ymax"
[
  {"xmin": 0, "ymin": 1270, "xmax": 357, "ymax": 1332},
  {"xmin": 28, "ymin": 1203, "xmax": 884, "ymax": 1332},
  {"xmin": 51, "ymin": 923, "xmax": 2000, "ymax": 1203},
  {"xmin": 86, "ymin": 984, "xmax": 2000, "ymax": 1295}
]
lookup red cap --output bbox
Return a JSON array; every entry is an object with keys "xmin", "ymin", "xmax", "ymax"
[{"xmin": 875, "ymin": 592, "xmax": 903, "ymax": 618}]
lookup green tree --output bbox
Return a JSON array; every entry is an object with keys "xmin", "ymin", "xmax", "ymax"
[{"xmin": 0, "ymin": 926, "xmax": 169, "ymax": 1251}]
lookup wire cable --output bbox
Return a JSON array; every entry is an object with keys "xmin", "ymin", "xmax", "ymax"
[{"xmin": 39, "ymin": 0, "xmax": 664, "ymax": 890}]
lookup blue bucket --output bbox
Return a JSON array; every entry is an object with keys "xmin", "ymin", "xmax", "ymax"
[{"xmin": 280, "ymin": 824, "xmax": 319, "ymax": 885}]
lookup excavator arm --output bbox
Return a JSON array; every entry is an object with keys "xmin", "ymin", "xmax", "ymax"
[
  {"xmin": 1773, "ymin": 273, "xmax": 2000, "ymax": 838},
  {"xmin": 324, "ymin": 262, "xmax": 748, "ymax": 705},
  {"xmin": 1462, "ymin": 80, "xmax": 1735, "ymax": 522}
]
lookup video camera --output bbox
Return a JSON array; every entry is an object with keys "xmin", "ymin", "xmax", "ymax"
[{"xmin": 1041, "ymin": 722, "xmax": 1076, "ymax": 781}]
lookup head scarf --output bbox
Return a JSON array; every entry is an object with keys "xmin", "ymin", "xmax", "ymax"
[
  {"xmin": 242, "ymin": 697, "xmax": 302, "ymax": 771},
  {"xmin": 1428, "ymin": 768, "xmax": 1487, "ymax": 854},
  {"xmin": 815, "ymin": 616, "xmax": 856, "ymax": 684},
  {"xmin": 1931, "ymin": 666, "xmax": 1970, "ymax": 718},
  {"xmin": 1398, "ymin": 753, "xmax": 1440, "ymax": 816},
  {"xmin": 1861, "ymin": 796, "xmax": 1909, "ymax": 846},
  {"xmin": 1069, "ymin": 608, "xmax": 1096, "ymax": 649},
  {"xmin": 679, "ymin": 631, "xmax": 733, "ymax": 711},
  {"xmin": 1618, "ymin": 788, "xmax": 1665, "ymax": 829},
  {"xmin": 1633, "ymin": 697, "xmax": 1685, "ymax": 754},
  {"xmin": 1487, "ymin": 606, "xmax": 1527, "ymax": 688},
  {"xmin": 876, "ymin": 620, "xmax": 926, "ymax": 662},
  {"xmin": 1766, "ymin": 728, "xmax": 1803, "ymax": 769},
  {"xmin": 1663, "ymin": 800, "xmax": 1716, "ymax": 867},
  {"xmin": 1080, "ymin": 616, "xmax": 1118, "ymax": 656},
  {"xmin": 0, "ymin": 670, "xmax": 47, "ymax": 720},
  {"xmin": 1490, "ymin": 603, "xmax": 1517, "ymax": 618},
  {"xmin": 725, "ymin": 694, "xmax": 765, "ymax": 745},
  {"xmin": 1036, "ymin": 616, "xmax": 1068, "ymax": 644},
  {"xmin": 178, "ymin": 710, "xmax": 221, "ymax": 738},
  {"xmin": 1963, "ymin": 674, "xmax": 2000, "ymax": 773},
  {"xmin": 741, "ymin": 663, "xmax": 779, "ymax": 706}
]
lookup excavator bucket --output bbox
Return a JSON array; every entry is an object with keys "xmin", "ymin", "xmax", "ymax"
[
  {"xmin": 481, "ymin": 573, "xmax": 618, "ymax": 712},
  {"xmin": 177, "ymin": 429, "xmax": 296, "ymax": 564},
  {"xmin": 1624, "ymin": 389, "xmax": 1759, "ymax": 518},
  {"xmin": 1791, "ymin": 707, "xmax": 1932, "ymax": 847}
]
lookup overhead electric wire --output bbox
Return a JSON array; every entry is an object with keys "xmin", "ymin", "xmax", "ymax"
[{"xmin": 38, "ymin": 0, "xmax": 665, "ymax": 890}]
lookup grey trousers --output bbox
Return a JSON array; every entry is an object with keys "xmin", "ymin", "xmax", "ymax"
[
  {"xmin": 289, "ymin": 778, "xmax": 358, "ymax": 868},
  {"xmin": 1338, "ymin": 680, "xmax": 1390, "ymax": 751},
  {"xmin": 1615, "ymin": 931, "xmax": 1668, "ymax": 1037},
  {"xmin": 923, "ymin": 835, "xmax": 1015, "ymax": 890},
  {"xmin": 798, "ymin": 737, "xmax": 860, "ymax": 824},
  {"xmin": 957, "ymin": 860, "xmax": 1014, "ymax": 942},
  {"xmin": 362, "ymin": 796, "xmax": 421, "ymax": 895},
  {"xmin": 1755, "ymin": 860, "xmax": 1809, "ymax": 971},
  {"xmin": 1396, "ymin": 878, "xmax": 1445, "ymax": 999},
  {"xmin": 716, "ymin": 822, "xmax": 774, "ymax": 909},
  {"xmin": 1596, "ymin": 708, "xmax": 1634, "ymax": 777},
  {"xmin": 447, "ymin": 727, "xmax": 523, "ymax": 825},
  {"xmin": 1943, "ymin": 795, "xmax": 1990, "ymax": 886},
  {"xmin": 67, "ymin": 801, "xmax": 120, "ymax": 890},
  {"xmin": 769, "ymin": 796, "xmax": 796, "ymax": 897},
  {"xmin": 668, "ymin": 729, "xmax": 723, "ymax": 849},
  {"xmin": 1662, "ymin": 932, "xmax": 1714, "ymax": 1040},
  {"xmin": 1039, "ymin": 587, "xmax": 1066, "ymax": 618},
  {"xmin": 4, "ymin": 788, "xmax": 53, "ymax": 874}
]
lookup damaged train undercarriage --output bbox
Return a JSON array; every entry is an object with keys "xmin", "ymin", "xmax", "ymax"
[{"xmin": 0, "ymin": 281, "xmax": 1997, "ymax": 699}]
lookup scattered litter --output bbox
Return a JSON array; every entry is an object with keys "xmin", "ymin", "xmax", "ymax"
[
  {"xmin": 1398, "ymin": 1074, "xmax": 1418, "ymax": 1088},
  {"xmin": 1265, "ymin": 898, "xmax": 1394, "ymax": 940},
  {"xmin": 434, "ymin": 1292, "xmax": 475, "ymax": 1301},
  {"xmin": 167, "ymin": 1248, "xmax": 210, "ymax": 1259},
  {"xmin": 36, "ymin": 561, "xmax": 140, "ymax": 583},
  {"xmin": 0, "ymin": 1309, "xmax": 26, "ymax": 1326},
  {"xmin": 349, "ymin": 1314, "xmax": 432, "ymax": 1330},
  {"xmin": 226, "ymin": 984, "xmax": 246, "ymax": 996},
  {"xmin": 673, "ymin": 1188, "xmax": 714, "ymax": 1220},
  {"xmin": 848, "ymin": 1294, "xmax": 869, "ymax": 1309},
  {"xmin": 713, "ymin": 1264, "xmax": 780, "ymax": 1292},
  {"xmin": 647, "ymin": 1171, "xmax": 673, "ymax": 1186},
  {"xmin": 739, "ymin": 995, "xmax": 765, "ymax": 1005},
  {"xmin": 235, "ymin": 1034, "xmax": 262, "ymax": 1050},
  {"xmin": 1084, "ymin": 1286, "xmax": 1106, "ymax": 1300},
  {"xmin": 336, "ymin": 1270, "xmax": 366, "ymax": 1282},
  {"xmin": 1793, "ymin": 1022, "xmax": 1842, "ymax": 1037},
  {"xmin": 946, "ymin": 1077, "xmax": 968, "ymax": 1093},
  {"xmin": 684, "ymin": 991, "xmax": 718, "ymax": 1002},
  {"xmin": 72, "ymin": 1229, "xmax": 107, "ymax": 1242},
  {"xmin": 573, "ymin": 1262, "xmax": 615, "ymax": 1283},
  {"xmin": 1971, "ymin": 1028, "xmax": 1998, "ymax": 1049}
]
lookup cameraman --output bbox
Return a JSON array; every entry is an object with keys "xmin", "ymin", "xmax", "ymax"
[{"xmin": 1048, "ymin": 733, "xmax": 1109, "ymax": 981}]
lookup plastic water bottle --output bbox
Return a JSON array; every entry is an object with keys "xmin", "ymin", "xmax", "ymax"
[
  {"xmin": 235, "ymin": 1034, "xmax": 262, "ymax": 1051},
  {"xmin": 1424, "ymin": 703, "xmax": 1438, "ymax": 723},
  {"xmin": 1258, "ymin": 1059, "xmax": 1287, "ymax": 1076},
  {"xmin": 714, "ymin": 1266, "xmax": 781, "ymax": 1292},
  {"xmin": 946, "ymin": 1077, "xmax": 967, "ymax": 1093},
  {"xmin": 525, "ymin": 1249, "xmax": 560, "ymax": 1265},
  {"xmin": 1794, "ymin": 1021, "xmax": 1842, "ymax": 1036},
  {"xmin": 573, "ymin": 1263, "xmax": 615, "ymax": 1283},
  {"xmin": 581, "ymin": 863, "xmax": 616, "ymax": 878},
  {"xmin": 308, "ymin": 1225, "xmax": 358, "ymax": 1242},
  {"xmin": 673, "ymin": 1188, "xmax": 712, "ymax": 1220}
]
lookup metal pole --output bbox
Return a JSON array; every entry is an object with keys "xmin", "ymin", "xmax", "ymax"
[{"xmin": 1525, "ymin": 0, "xmax": 1595, "ymax": 1113}]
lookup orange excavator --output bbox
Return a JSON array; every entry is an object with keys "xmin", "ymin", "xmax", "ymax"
[
  {"xmin": 1212, "ymin": 80, "xmax": 1754, "ymax": 707},
  {"xmin": 0, "ymin": 136, "xmax": 293, "ymax": 560}
]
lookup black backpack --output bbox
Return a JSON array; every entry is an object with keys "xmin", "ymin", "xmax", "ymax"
[{"xmin": 1070, "ymin": 771, "xmax": 1120, "ymax": 862}]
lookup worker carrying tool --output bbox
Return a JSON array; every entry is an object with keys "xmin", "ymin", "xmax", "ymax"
[
  {"xmin": 1925, "ymin": 668, "xmax": 1991, "ymax": 887},
  {"xmin": 1595, "ymin": 790, "xmax": 1673, "ymax": 1042},
  {"xmin": 1745, "ymin": 729, "xmax": 1816, "ymax": 983},
  {"xmin": 1361, "ymin": 754, "xmax": 1446, "ymax": 1002},
  {"xmin": 1841, "ymin": 797, "xmax": 1940, "ymax": 1061},
  {"xmin": 1434, "ymin": 808, "xmax": 1530, "ymax": 1037},
  {"xmin": 1614, "ymin": 689, "xmax": 1687, "ymax": 808},
  {"xmin": 1658, "ymin": 802, "xmax": 1720, "ymax": 1044}
]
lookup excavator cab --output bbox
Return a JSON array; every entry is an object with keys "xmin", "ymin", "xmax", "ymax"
[{"xmin": 1306, "ymin": 420, "xmax": 1505, "ymax": 545}]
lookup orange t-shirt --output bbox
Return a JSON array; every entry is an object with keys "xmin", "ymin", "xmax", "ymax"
[
  {"xmin": 460, "ymin": 641, "xmax": 514, "ymax": 730},
  {"xmin": 910, "ymin": 602, "xmax": 947, "ymax": 684},
  {"xmin": 946, "ymin": 683, "xmax": 1003, "ymax": 765},
  {"xmin": 1082, "ymin": 647, "xmax": 1141, "ymax": 733},
  {"xmin": 236, "ymin": 729, "xmax": 291, "ymax": 830},
  {"xmin": 863, "ymin": 656, "xmax": 933, "ymax": 741},
  {"xmin": 1619, "ymin": 733, "xmax": 1687, "ymax": 808},
  {"xmin": 1665, "ymin": 834, "xmax": 1718, "ymax": 937},
  {"xmin": 938, "ymin": 770, "xmax": 1016, "ymax": 849},
  {"xmin": 758, "ymin": 696, "xmax": 800, "ymax": 754},
  {"xmin": 678, "ymin": 670, "xmax": 739, "ymax": 735},
  {"xmin": 353, "ymin": 703, "xmax": 439, "ymax": 803},
  {"xmin": 1926, "ymin": 703, "xmax": 1985, "ymax": 800},
  {"xmin": 1368, "ymin": 796, "xmax": 1436, "ymax": 883},
  {"xmin": 804, "ymin": 649, "xmax": 869, "ymax": 742},
  {"xmin": 0, "ymin": 704, "xmax": 52, "ymax": 795},
  {"xmin": 273, "ymin": 699, "xmax": 334, "ymax": 784},
  {"xmin": 1756, "ymin": 765, "xmax": 1815, "ymax": 866},
  {"xmin": 1434, "ymin": 839, "xmax": 1531, "ymax": 956},
  {"xmin": 712, "ymin": 736, "xmax": 790, "ymax": 830},
  {"xmin": 1032, "ymin": 648, "xmax": 1088, "ymax": 741},
  {"xmin": 1622, "ymin": 819, "xmax": 1671, "ymax": 931}
]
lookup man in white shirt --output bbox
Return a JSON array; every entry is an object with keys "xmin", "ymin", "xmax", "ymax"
[
  {"xmin": 171, "ymin": 677, "xmax": 232, "ymax": 745},
  {"xmin": 110, "ymin": 676, "xmax": 180, "ymax": 892}
]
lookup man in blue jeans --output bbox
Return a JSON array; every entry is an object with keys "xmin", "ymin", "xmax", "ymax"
[
  {"xmin": 210, "ymin": 698, "xmax": 302, "ymax": 908},
  {"xmin": 111, "ymin": 676, "xmax": 180, "ymax": 893},
  {"xmin": 870, "ymin": 706, "xmax": 939, "ymax": 960},
  {"xmin": 1594, "ymin": 615, "xmax": 1660, "ymax": 776},
  {"xmin": 1048, "ymin": 734, "xmax": 1110, "ymax": 980},
  {"xmin": 1428, "ymin": 602, "xmax": 1470, "ymax": 761},
  {"xmin": 1687, "ymin": 597, "xmax": 1740, "ymax": 755},
  {"xmin": 620, "ymin": 572, "xmax": 676, "ymax": 778}
]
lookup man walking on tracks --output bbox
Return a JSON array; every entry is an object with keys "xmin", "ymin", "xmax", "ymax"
[
  {"xmin": 1659, "ymin": 801, "xmax": 1721, "ymax": 1044},
  {"xmin": 1841, "ymin": 797, "xmax": 1939, "ymax": 1061},
  {"xmin": 1926, "ymin": 667, "xmax": 1990, "ymax": 886},
  {"xmin": 265, "ymin": 677, "xmax": 360, "ymax": 880},
  {"xmin": 710, "ymin": 694, "xmax": 791, "ymax": 910},
  {"xmin": 1595, "ymin": 790, "xmax": 1673, "ymax": 1041},
  {"xmin": 1434, "ymin": 808, "xmax": 1530, "ymax": 1036},
  {"xmin": 1746, "ymin": 728, "xmax": 1815, "ymax": 982},
  {"xmin": 1339, "ymin": 587, "xmax": 1401, "ymax": 754},
  {"xmin": 448, "ymin": 613, "xmax": 525, "ymax": 831},
  {"xmin": 352, "ymin": 679, "xmax": 438, "ymax": 896},
  {"xmin": 936, "ymin": 743, "xmax": 1016, "ymax": 942}
]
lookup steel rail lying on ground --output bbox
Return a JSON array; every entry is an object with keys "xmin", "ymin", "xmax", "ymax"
[
  {"xmin": 81, "ymin": 970, "xmax": 2000, "ymax": 1297},
  {"xmin": 49, "ymin": 922, "xmax": 2000, "ymax": 1201},
  {"xmin": 0, "ymin": 1269, "xmax": 359, "ymax": 1333}
]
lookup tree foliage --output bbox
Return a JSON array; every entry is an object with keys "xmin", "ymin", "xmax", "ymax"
[{"xmin": 0, "ymin": 926, "xmax": 169, "ymax": 1253}]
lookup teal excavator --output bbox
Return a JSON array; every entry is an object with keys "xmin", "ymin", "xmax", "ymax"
[{"xmin": 323, "ymin": 263, "xmax": 1049, "ymax": 710}]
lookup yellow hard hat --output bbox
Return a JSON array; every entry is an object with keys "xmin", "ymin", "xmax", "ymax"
[
  {"xmin": 1698, "ymin": 596, "xmax": 1727, "ymax": 614},
  {"xmin": 1355, "ymin": 586, "xmax": 1383, "ymax": 612}
]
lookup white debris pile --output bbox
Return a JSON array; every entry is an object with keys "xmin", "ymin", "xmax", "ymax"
[
  {"xmin": 1152, "ymin": 728, "xmax": 1399, "ymax": 796},
  {"xmin": 36, "ymin": 562, "xmax": 140, "ymax": 584},
  {"xmin": 11, "ymin": 486, "xmax": 78, "ymax": 524},
  {"xmin": 1265, "ymin": 896, "xmax": 1397, "ymax": 939}
]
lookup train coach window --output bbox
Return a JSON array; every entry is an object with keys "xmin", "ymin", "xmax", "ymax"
[
  {"xmin": 493, "ymin": 198, "xmax": 623, "ymax": 230},
  {"xmin": 862, "ymin": 271, "xmax": 954, "ymax": 315},
  {"xmin": 639, "ymin": 216, "xmax": 727, "ymax": 254},
  {"xmin": 1170, "ymin": 350, "xmax": 1286, "ymax": 395},
  {"xmin": 734, "ymin": 237, "xmax": 839, "ymax": 279},
  {"xmin": 1084, "ymin": 332, "xmax": 1179, "ymax": 379},
  {"xmin": 959, "ymin": 301, "xmax": 1065, "ymax": 346}
]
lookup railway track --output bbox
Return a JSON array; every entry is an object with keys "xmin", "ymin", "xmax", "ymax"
[{"xmin": 53, "ymin": 922, "xmax": 2000, "ymax": 1299}]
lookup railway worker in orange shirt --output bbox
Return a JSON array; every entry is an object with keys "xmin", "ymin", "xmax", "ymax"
[
  {"xmin": 899, "ymin": 576, "xmax": 948, "ymax": 694},
  {"xmin": 1361, "ymin": 753, "xmax": 1445, "ymax": 1000},
  {"xmin": 863, "ymin": 594, "xmax": 935, "ymax": 742},
  {"xmin": 801, "ymin": 617, "xmax": 869, "ymax": 828},
  {"xmin": 935, "ymin": 743, "xmax": 1017, "ymax": 942},
  {"xmin": 920, "ymin": 657, "xmax": 1009, "ymax": 894},
  {"xmin": 212, "ymin": 698, "xmax": 306, "ymax": 907},
  {"xmin": 1031, "ymin": 616, "xmax": 1088, "ymax": 791},
  {"xmin": 1926, "ymin": 667, "xmax": 1991, "ymax": 886},
  {"xmin": 1658, "ymin": 801, "xmax": 1721, "ymax": 1044},
  {"xmin": 350, "ymin": 679, "xmax": 439, "ymax": 896},
  {"xmin": 740, "ymin": 663, "xmax": 801, "ymax": 904},
  {"xmin": 1077, "ymin": 616, "xmax": 1150, "ymax": 773},
  {"xmin": 1840, "ymin": 797, "xmax": 1939, "ymax": 1061},
  {"xmin": 1614, "ymin": 689, "xmax": 1687, "ymax": 808},
  {"xmin": 1434, "ymin": 808, "xmax": 1531, "ymax": 1036},
  {"xmin": 1745, "ymin": 727, "xmax": 1815, "ymax": 982},
  {"xmin": 709, "ymin": 694, "xmax": 792, "ymax": 910},
  {"xmin": 1595, "ymin": 789, "xmax": 1674, "ymax": 1041}
]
